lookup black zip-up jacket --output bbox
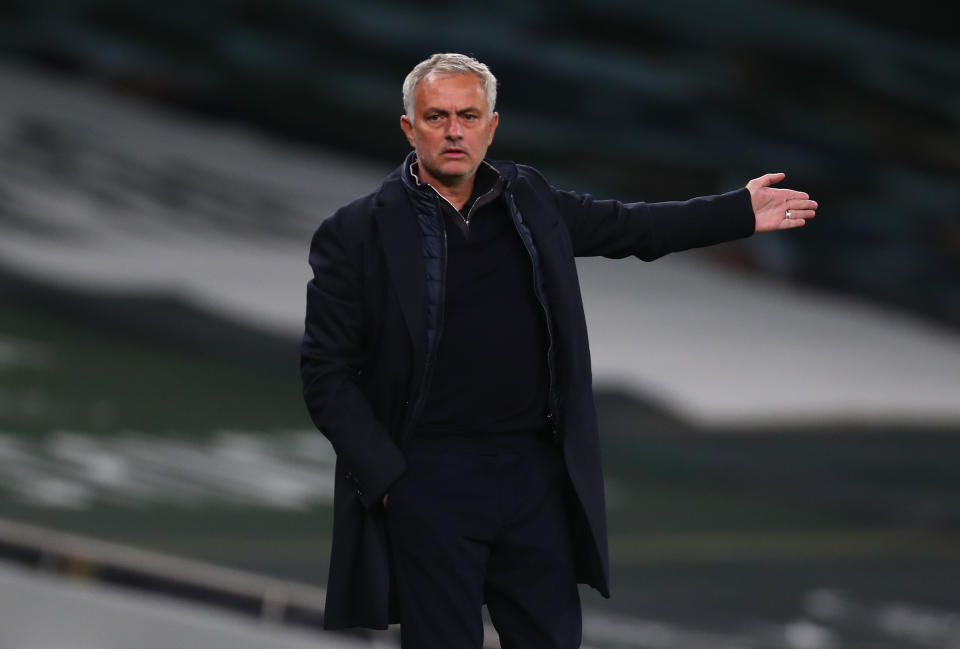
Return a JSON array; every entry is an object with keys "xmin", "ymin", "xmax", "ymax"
[{"xmin": 301, "ymin": 155, "xmax": 756, "ymax": 629}]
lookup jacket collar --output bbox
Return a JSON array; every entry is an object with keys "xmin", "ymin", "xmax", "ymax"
[{"xmin": 397, "ymin": 150, "xmax": 518, "ymax": 194}]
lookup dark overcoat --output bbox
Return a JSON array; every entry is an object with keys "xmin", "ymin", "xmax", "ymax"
[{"xmin": 301, "ymin": 158, "xmax": 755, "ymax": 629}]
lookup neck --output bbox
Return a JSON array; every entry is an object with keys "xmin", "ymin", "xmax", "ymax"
[
  {"xmin": 433, "ymin": 181, "xmax": 473, "ymax": 211},
  {"xmin": 416, "ymin": 166, "xmax": 475, "ymax": 211}
]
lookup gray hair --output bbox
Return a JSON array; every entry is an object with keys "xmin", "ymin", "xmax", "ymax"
[{"xmin": 402, "ymin": 53, "xmax": 497, "ymax": 123}]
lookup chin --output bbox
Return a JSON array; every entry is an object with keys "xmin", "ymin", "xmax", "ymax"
[
  {"xmin": 427, "ymin": 162, "xmax": 474, "ymax": 182},
  {"xmin": 440, "ymin": 166, "xmax": 470, "ymax": 177}
]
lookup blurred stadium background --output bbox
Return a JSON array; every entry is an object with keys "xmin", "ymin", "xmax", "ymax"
[{"xmin": 1, "ymin": 1, "xmax": 959, "ymax": 648}]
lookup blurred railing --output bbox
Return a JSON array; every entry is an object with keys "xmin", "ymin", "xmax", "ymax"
[
  {"xmin": 0, "ymin": 515, "xmax": 330, "ymax": 630},
  {"xmin": 0, "ymin": 516, "xmax": 517, "ymax": 648}
]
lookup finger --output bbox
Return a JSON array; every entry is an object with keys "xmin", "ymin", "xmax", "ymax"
[
  {"xmin": 776, "ymin": 189, "xmax": 809, "ymax": 201},
  {"xmin": 787, "ymin": 199, "xmax": 817, "ymax": 211},
  {"xmin": 786, "ymin": 209, "xmax": 816, "ymax": 220},
  {"xmin": 780, "ymin": 217, "xmax": 806, "ymax": 229},
  {"xmin": 756, "ymin": 172, "xmax": 786, "ymax": 188}
]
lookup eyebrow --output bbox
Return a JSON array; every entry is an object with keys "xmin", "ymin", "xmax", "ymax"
[{"xmin": 423, "ymin": 107, "xmax": 482, "ymax": 116}]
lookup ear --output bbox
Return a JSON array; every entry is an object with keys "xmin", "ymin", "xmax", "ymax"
[
  {"xmin": 400, "ymin": 115, "xmax": 416, "ymax": 148},
  {"xmin": 487, "ymin": 112, "xmax": 499, "ymax": 146}
]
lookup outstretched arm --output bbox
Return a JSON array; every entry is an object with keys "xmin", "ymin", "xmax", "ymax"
[
  {"xmin": 554, "ymin": 184, "xmax": 757, "ymax": 260},
  {"xmin": 535, "ymin": 164, "xmax": 815, "ymax": 260},
  {"xmin": 748, "ymin": 172, "xmax": 818, "ymax": 232}
]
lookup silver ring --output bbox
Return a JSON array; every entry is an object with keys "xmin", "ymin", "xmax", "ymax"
[{"xmin": 785, "ymin": 209, "xmax": 792, "ymax": 220}]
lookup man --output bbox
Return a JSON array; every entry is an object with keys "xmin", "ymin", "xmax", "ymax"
[{"xmin": 301, "ymin": 53, "xmax": 816, "ymax": 648}]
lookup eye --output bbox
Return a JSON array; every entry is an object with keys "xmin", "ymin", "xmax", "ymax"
[
  {"xmin": 427, "ymin": 113, "xmax": 443, "ymax": 122},
  {"xmin": 464, "ymin": 113, "xmax": 478, "ymax": 121}
]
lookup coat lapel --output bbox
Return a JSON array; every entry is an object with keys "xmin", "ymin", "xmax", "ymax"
[{"xmin": 373, "ymin": 180, "xmax": 426, "ymax": 357}]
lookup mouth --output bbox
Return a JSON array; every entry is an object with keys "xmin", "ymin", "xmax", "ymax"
[{"xmin": 442, "ymin": 148, "xmax": 467, "ymax": 157}]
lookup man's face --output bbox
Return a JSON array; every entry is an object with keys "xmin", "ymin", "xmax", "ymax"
[{"xmin": 400, "ymin": 73, "xmax": 499, "ymax": 187}]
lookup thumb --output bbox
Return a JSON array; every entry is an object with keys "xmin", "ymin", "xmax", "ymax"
[{"xmin": 757, "ymin": 172, "xmax": 786, "ymax": 188}]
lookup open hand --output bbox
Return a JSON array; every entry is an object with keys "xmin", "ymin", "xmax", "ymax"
[{"xmin": 747, "ymin": 173, "xmax": 817, "ymax": 233}]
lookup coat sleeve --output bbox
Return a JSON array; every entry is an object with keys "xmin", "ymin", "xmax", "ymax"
[
  {"xmin": 553, "ymin": 184, "xmax": 756, "ymax": 260},
  {"xmin": 300, "ymin": 213, "xmax": 406, "ymax": 510}
]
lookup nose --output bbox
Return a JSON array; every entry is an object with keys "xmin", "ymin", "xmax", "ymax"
[{"xmin": 445, "ymin": 117, "xmax": 463, "ymax": 139}]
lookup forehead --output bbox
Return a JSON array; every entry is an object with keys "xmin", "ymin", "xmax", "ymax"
[{"xmin": 414, "ymin": 72, "xmax": 487, "ymax": 110}]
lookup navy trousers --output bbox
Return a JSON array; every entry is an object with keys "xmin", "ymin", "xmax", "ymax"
[{"xmin": 384, "ymin": 433, "xmax": 582, "ymax": 649}]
